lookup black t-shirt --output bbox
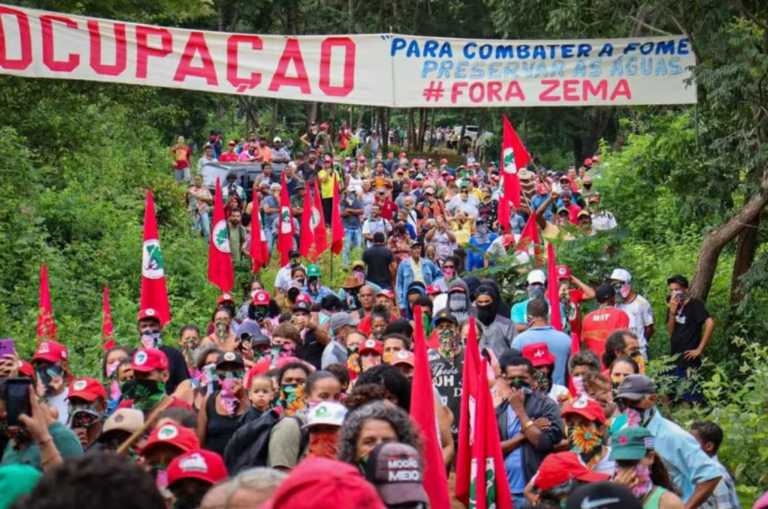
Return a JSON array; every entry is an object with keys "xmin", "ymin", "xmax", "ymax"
[
  {"xmin": 160, "ymin": 345, "xmax": 191, "ymax": 395},
  {"xmin": 429, "ymin": 349, "xmax": 464, "ymax": 442},
  {"xmin": 362, "ymin": 244, "xmax": 395, "ymax": 287},
  {"xmin": 295, "ymin": 330, "xmax": 324, "ymax": 371},
  {"xmin": 668, "ymin": 298, "xmax": 711, "ymax": 368},
  {"xmin": 298, "ymin": 161, "xmax": 322, "ymax": 185}
]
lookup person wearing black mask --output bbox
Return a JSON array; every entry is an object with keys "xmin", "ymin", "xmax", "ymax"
[
  {"xmin": 495, "ymin": 355, "xmax": 564, "ymax": 508},
  {"xmin": 474, "ymin": 285, "xmax": 516, "ymax": 358},
  {"xmin": 137, "ymin": 309, "xmax": 190, "ymax": 395}
]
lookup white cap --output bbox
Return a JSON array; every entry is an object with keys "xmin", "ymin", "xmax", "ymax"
[
  {"xmin": 287, "ymin": 162, "xmax": 297, "ymax": 169},
  {"xmin": 302, "ymin": 402, "xmax": 347, "ymax": 429},
  {"xmin": 273, "ymin": 136, "xmax": 282, "ymax": 143},
  {"xmin": 527, "ymin": 269, "xmax": 546, "ymax": 285},
  {"xmin": 610, "ymin": 268, "xmax": 632, "ymax": 283}
]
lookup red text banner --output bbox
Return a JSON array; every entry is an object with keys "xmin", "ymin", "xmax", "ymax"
[{"xmin": 0, "ymin": 5, "xmax": 696, "ymax": 107}]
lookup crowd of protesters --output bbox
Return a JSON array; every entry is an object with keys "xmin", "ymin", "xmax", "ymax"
[{"xmin": 0, "ymin": 122, "xmax": 753, "ymax": 509}]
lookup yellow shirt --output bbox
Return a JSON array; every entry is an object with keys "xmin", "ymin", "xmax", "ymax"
[
  {"xmin": 471, "ymin": 188, "xmax": 483, "ymax": 201},
  {"xmin": 319, "ymin": 170, "xmax": 336, "ymax": 199},
  {"xmin": 450, "ymin": 221, "xmax": 472, "ymax": 246}
]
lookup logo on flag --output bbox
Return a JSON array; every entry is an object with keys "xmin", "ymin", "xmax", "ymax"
[
  {"xmin": 212, "ymin": 221, "xmax": 231, "ymax": 253},
  {"xmin": 142, "ymin": 240, "xmax": 165, "ymax": 279},
  {"xmin": 503, "ymin": 147, "xmax": 517, "ymax": 175},
  {"xmin": 280, "ymin": 207, "xmax": 292, "ymax": 233},
  {"xmin": 310, "ymin": 206, "xmax": 322, "ymax": 230}
]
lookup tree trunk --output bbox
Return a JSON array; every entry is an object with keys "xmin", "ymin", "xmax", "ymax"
[
  {"xmin": 457, "ymin": 110, "xmax": 469, "ymax": 155},
  {"xmin": 328, "ymin": 104, "xmax": 337, "ymax": 143},
  {"xmin": 730, "ymin": 209, "xmax": 762, "ymax": 304},
  {"xmin": 407, "ymin": 109, "xmax": 415, "ymax": 150},
  {"xmin": 269, "ymin": 102, "xmax": 278, "ymax": 141},
  {"xmin": 690, "ymin": 183, "xmax": 768, "ymax": 301},
  {"xmin": 308, "ymin": 102, "xmax": 318, "ymax": 127},
  {"xmin": 417, "ymin": 107, "xmax": 427, "ymax": 152},
  {"xmin": 349, "ymin": 106, "xmax": 354, "ymax": 128},
  {"xmin": 356, "ymin": 107, "xmax": 364, "ymax": 130},
  {"xmin": 382, "ymin": 108, "xmax": 390, "ymax": 154},
  {"xmin": 476, "ymin": 110, "xmax": 488, "ymax": 161}
]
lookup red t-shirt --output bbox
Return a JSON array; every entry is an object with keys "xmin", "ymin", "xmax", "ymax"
[
  {"xmin": 219, "ymin": 152, "xmax": 239, "ymax": 162},
  {"xmin": 580, "ymin": 307, "xmax": 630, "ymax": 358},
  {"xmin": 568, "ymin": 289, "xmax": 586, "ymax": 335},
  {"xmin": 378, "ymin": 199, "xmax": 399, "ymax": 221}
]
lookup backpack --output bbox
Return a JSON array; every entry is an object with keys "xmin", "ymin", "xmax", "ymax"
[{"xmin": 223, "ymin": 409, "xmax": 308, "ymax": 475}]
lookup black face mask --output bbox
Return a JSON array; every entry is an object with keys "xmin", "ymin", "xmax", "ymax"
[
  {"xmin": 172, "ymin": 493, "xmax": 205, "ymax": 509},
  {"xmin": 476, "ymin": 304, "xmax": 496, "ymax": 326},
  {"xmin": 583, "ymin": 183, "xmax": 592, "ymax": 190}
]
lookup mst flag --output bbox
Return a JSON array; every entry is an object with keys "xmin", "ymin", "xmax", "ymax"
[
  {"xmin": 455, "ymin": 316, "xmax": 480, "ymax": 506},
  {"xmin": 500, "ymin": 114, "xmax": 531, "ymax": 230},
  {"xmin": 140, "ymin": 189, "xmax": 171, "ymax": 325},
  {"xmin": 410, "ymin": 305, "xmax": 451, "ymax": 509},
  {"xmin": 311, "ymin": 179, "xmax": 328, "ymax": 261},
  {"xmin": 102, "ymin": 287, "xmax": 115, "ymax": 350},
  {"xmin": 277, "ymin": 173, "xmax": 295, "ymax": 266},
  {"xmin": 516, "ymin": 213, "xmax": 543, "ymax": 266},
  {"xmin": 330, "ymin": 177, "xmax": 344, "ymax": 255},
  {"xmin": 36, "ymin": 263, "xmax": 57, "ymax": 343},
  {"xmin": 299, "ymin": 183, "xmax": 315, "ymax": 258},
  {"xmin": 249, "ymin": 189, "xmax": 269, "ymax": 273},
  {"xmin": 208, "ymin": 178, "xmax": 235, "ymax": 292},
  {"xmin": 546, "ymin": 242, "xmax": 564, "ymax": 331}
]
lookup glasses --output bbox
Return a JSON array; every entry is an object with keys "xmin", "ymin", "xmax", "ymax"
[{"xmin": 443, "ymin": 265, "xmax": 455, "ymax": 270}]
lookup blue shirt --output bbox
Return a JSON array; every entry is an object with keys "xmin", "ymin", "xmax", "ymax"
[
  {"xmin": 341, "ymin": 199, "xmax": 364, "ymax": 229},
  {"xmin": 511, "ymin": 299, "xmax": 570, "ymax": 334},
  {"xmin": 504, "ymin": 406, "xmax": 526, "ymax": 494},
  {"xmin": 511, "ymin": 326, "xmax": 571, "ymax": 386},
  {"xmin": 645, "ymin": 410, "xmax": 722, "ymax": 503}
]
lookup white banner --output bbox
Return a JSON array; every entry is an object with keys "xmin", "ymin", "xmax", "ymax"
[{"xmin": 0, "ymin": 4, "xmax": 697, "ymax": 107}]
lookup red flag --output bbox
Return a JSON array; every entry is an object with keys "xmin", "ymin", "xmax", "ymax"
[
  {"xmin": 330, "ymin": 176, "xmax": 344, "ymax": 255},
  {"xmin": 497, "ymin": 190, "xmax": 511, "ymax": 233},
  {"xmin": 516, "ymin": 213, "xmax": 543, "ymax": 266},
  {"xmin": 102, "ymin": 287, "xmax": 115, "ymax": 351},
  {"xmin": 140, "ymin": 189, "xmax": 171, "ymax": 325},
  {"xmin": 455, "ymin": 317, "xmax": 481, "ymax": 506},
  {"xmin": 311, "ymin": 179, "xmax": 328, "ymax": 261},
  {"xmin": 546, "ymin": 242, "xmax": 563, "ymax": 331},
  {"xmin": 472, "ymin": 318, "xmax": 514, "ymax": 509},
  {"xmin": 277, "ymin": 173, "xmax": 295, "ymax": 266},
  {"xmin": 36, "ymin": 264, "xmax": 57, "ymax": 343},
  {"xmin": 410, "ymin": 305, "xmax": 451, "ymax": 509},
  {"xmin": 500, "ymin": 114, "xmax": 531, "ymax": 230},
  {"xmin": 299, "ymin": 184, "xmax": 315, "ymax": 258},
  {"xmin": 208, "ymin": 178, "xmax": 235, "ymax": 293},
  {"xmin": 249, "ymin": 190, "xmax": 269, "ymax": 273}
]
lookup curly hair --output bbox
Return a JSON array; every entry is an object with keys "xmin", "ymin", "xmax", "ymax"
[
  {"xmin": 337, "ymin": 401, "xmax": 421, "ymax": 466},
  {"xmin": 344, "ymin": 384, "xmax": 388, "ymax": 411},
  {"xmin": 12, "ymin": 454, "xmax": 164, "ymax": 509},
  {"xmin": 354, "ymin": 364, "xmax": 411, "ymax": 411},
  {"xmin": 568, "ymin": 350, "xmax": 601, "ymax": 374}
]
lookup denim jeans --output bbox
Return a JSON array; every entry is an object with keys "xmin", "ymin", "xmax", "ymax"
[
  {"xmin": 192, "ymin": 211, "xmax": 210, "ymax": 245},
  {"xmin": 343, "ymin": 227, "xmax": 362, "ymax": 266}
]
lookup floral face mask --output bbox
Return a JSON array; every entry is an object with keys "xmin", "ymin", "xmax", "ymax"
[{"xmin": 278, "ymin": 383, "xmax": 307, "ymax": 417}]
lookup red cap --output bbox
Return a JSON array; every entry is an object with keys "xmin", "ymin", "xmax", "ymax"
[
  {"xmin": 32, "ymin": 340, "xmax": 68, "ymax": 364},
  {"xmin": 376, "ymin": 289, "xmax": 395, "ymax": 301},
  {"xmin": 131, "ymin": 348, "xmax": 169, "ymax": 373},
  {"xmin": 359, "ymin": 339, "xmax": 383, "ymax": 356},
  {"xmin": 536, "ymin": 183, "xmax": 548, "ymax": 195},
  {"xmin": 398, "ymin": 152, "xmax": 407, "ymax": 159},
  {"xmin": 446, "ymin": 176, "xmax": 455, "ymax": 182},
  {"xmin": 390, "ymin": 349, "xmax": 414, "ymax": 367},
  {"xmin": 295, "ymin": 293, "xmax": 312, "ymax": 305},
  {"xmin": 439, "ymin": 158, "xmax": 448, "ymax": 165},
  {"xmin": 584, "ymin": 158, "xmax": 593, "ymax": 166},
  {"xmin": 143, "ymin": 422, "xmax": 200, "ymax": 456},
  {"xmin": 261, "ymin": 458, "xmax": 384, "ymax": 509},
  {"xmin": 324, "ymin": 154, "xmax": 333, "ymax": 162},
  {"xmin": 411, "ymin": 158, "xmax": 419, "ymax": 165},
  {"xmin": 425, "ymin": 284, "xmax": 442, "ymax": 296},
  {"xmin": 168, "ymin": 449, "xmax": 227, "ymax": 487},
  {"xmin": 502, "ymin": 234, "xmax": 516, "ymax": 248},
  {"xmin": 68, "ymin": 378, "xmax": 107, "ymax": 402},
  {"xmin": 358, "ymin": 156, "xmax": 366, "ymax": 162},
  {"xmin": 521, "ymin": 343, "xmax": 556, "ymax": 368},
  {"xmin": 137, "ymin": 308, "xmax": 160, "ymax": 322},
  {"xmin": 533, "ymin": 452, "xmax": 611, "ymax": 490},
  {"xmin": 345, "ymin": 156, "xmax": 352, "ymax": 162},
  {"xmin": 556, "ymin": 265, "xmax": 571, "ymax": 280},
  {"xmin": 252, "ymin": 290, "xmax": 271, "ymax": 306},
  {"xmin": 320, "ymin": 123, "xmax": 328, "ymax": 130},
  {"xmin": 561, "ymin": 396, "xmax": 606, "ymax": 424},
  {"xmin": 217, "ymin": 293, "xmax": 234, "ymax": 305}
]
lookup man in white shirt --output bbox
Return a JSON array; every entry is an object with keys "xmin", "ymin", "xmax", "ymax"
[
  {"xmin": 362, "ymin": 204, "xmax": 392, "ymax": 247},
  {"xmin": 610, "ymin": 268, "xmax": 654, "ymax": 359}
]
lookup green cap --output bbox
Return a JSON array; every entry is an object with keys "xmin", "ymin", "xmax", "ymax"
[
  {"xmin": 307, "ymin": 264, "xmax": 321, "ymax": 277},
  {"xmin": 608, "ymin": 426, "xmax": 655, "ymax": 461},
  {"xmin": 0, "ymin": 464, "xmax": 42, "ymax": 509}
]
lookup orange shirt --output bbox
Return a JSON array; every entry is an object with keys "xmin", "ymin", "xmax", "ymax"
[
  {"xmin": 580, "ymin": 307, "xmax": 630, "ymax": 358},
  {"xmin": 260, "ymin": 146, "xmax": 273, "ymax": 163}
]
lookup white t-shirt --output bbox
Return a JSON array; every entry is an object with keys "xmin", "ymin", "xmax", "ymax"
[
  {"xmin": 48, "ymin": 387, "xmax": 70, "ymax": 425},
  {"xmin": 274, "ymin": 264, "xmax": 307, "ymax": 292},
  {"xmin": 590, "ymin": 447, "xmax": 617, "ymax": 476},
  {"xmin": 616, "ymin": 294, "xmax": 654, "ymax": 358},
  {"xmin": 592, "ymin": 211, "xmax": 618, "ymax": 231},
  {"xmin": 362, "ymin": 218, "xmax": 392, "ymax": 247},
  {"xmin": 547, "ymin": 384, "xmax": 570, "ymax": 403}
]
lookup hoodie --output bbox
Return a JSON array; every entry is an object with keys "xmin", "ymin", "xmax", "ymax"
[{"xmin": 405, "ymin": 283, "xmax": 427, "ymax": 321}]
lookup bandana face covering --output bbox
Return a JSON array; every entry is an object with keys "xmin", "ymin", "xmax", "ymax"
[
  {"xmin": 572, "ymin": 375, "xmax": 586, "ymax": 397},
  {"xmin": 214, "ymin": 320, "xmax": 230, "ymax": 341},
  {"xmin": 69, "ymin": 406, "xmax": 102, "ymax": 431},
  {"xmin": 1, "ymin": 422, "xmax": 33, "ymax": 451},
  {"xmin": 122, "ymin": 379, "xmax": 166, "ymax": 412},
  {"xmin": 631, "ymin": 464, "xmax": 653, "ymax": 498},
  {"xmin": 179, "ymin": 339, "xmax": 197, "ymax": 370},
  {"xmin": 140, "ymin": 332, "xmax": 162, "ymax": 349},
  {"xmin": 438, "ymin": 329, "xmax": 462, "ymax": 365},
  {"xmin": 623, "ymin": 406, "xmax": 654, "ymax": 428},
  {"xmin": 631, "ymin": 351, "xmax": 646, "ymax": 374},
  {"xmin": 219, "ymin": 372, "xmax": 244, "ymax": 416},
  {"xmin": 568, "ymin": 425, "xmax": 603, "ymax": 468},
  {"xmin": 36, "ymin": 365, "xmax": 65, "ymax": 398},
  {"xmin": 534, "ymin": 370, "xmax": 551, "ymax": 394},
  {"xmin": 278, "ymin": 383, "xmax": 307, "ymax": 417},
  {"xmin": 308, "ymin": 429, "xmax": 340, "ymax": 459}
]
